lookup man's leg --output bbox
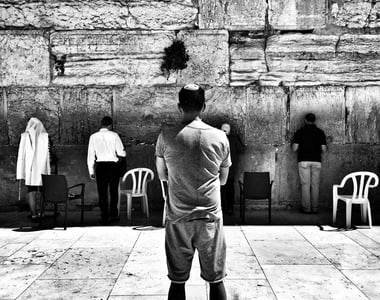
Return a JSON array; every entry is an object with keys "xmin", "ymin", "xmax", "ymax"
[
  {"xmin": 210, "ymin": 281, "xmax": 227, "ymax": 300},
  {"xmin": 226, "ymin": 176, "xmax": 235, "ymax": 214},
  {"xmin": 95, "ymin": 163, "xmax": 110, "ymax": 222},
  {"xmin": 310, "ymin": 162, "xmax": 322, "ymax": 213},
  {"xmin": 168, "ymin": 282, "xmax": 185, "ymax": 300},
  {"xmin": 298, "ymin": 162, "xmax": 311, "ymax": 212},
  {"xmin": 109, "ymin": 163, "xmax": 120, "ymax": 218},
  {"xmin": 28, "ymin": 191, "xmax": 37, "ymax": 217}
]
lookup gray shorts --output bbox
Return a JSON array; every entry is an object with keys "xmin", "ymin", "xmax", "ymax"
[{"xmin": 165, "ymin": 218, "xmax": 226, "ymax": 284}]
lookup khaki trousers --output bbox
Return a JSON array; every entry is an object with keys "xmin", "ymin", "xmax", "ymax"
[{"xmin": 298, "ymin": 161, "xmax": 322, "ymax": 212}]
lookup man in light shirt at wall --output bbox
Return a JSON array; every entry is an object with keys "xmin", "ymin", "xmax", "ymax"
[{"xmin": 87, "ymin": 116, "xmax": 126, "ymax": 224}]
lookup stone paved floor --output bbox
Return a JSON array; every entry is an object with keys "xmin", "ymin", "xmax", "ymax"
[{"xmin": 1, "ymin": 216, "xmax": 380, "ymax": 299}]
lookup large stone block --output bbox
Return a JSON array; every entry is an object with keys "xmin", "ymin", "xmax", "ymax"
[
  {"xmin": 0, "ymin": 88, "xmax": 8, "ymax": 145},
  {"xmin": 269, "ymin": 0, "xmax": 326, "ymax": 30},
  {"xmin": 176, "ymin": 30, "xmax": 229, "ymax": 86},
  {"xmin": 0, "ymin": 31, "xmax": 50, "ymax": 87},
  {"xmin": 198, "ymin": 0, "xmax": 267, "ymax": 30},
  {"xmin": 203, "ymin": 87, "xmax": 247, "ymax": 133},
  {"xmin": 0, "ymin": 0, "xmax": 197, "ymax": 30},
  {"xmin": 6, "ymin": 88, "xmax": 60, "ymax": 146},
  {"xmin": 230, "ymin": 34, "xmax": 267, "ymax": 86},
  {"xmin": 245, "ymin": 87, "xmax": 287, "ymax": 145},
  {"xmin": 346, "ymin": 86, "xmax": 380, "ymax": 144},
  {"xmin": 60, "ymin": 88, "xmax": 112, "ymax": 145},
  {"xmin": 330, "ymin": 0, "xmax": 379, "ymax": 29},
  {"xmin": 263, "ymin": 34, "xmax": 380, "ymax": 86},
  {"xmin": 114, "ymin": 86, "xmax": 179, "ymax": 144},
  {"xmin": 51, "ymin": 30, "xmax": 176, "ymax": 86},
  {"xmin": 289, "ymin": 86, "xmax": 345, "ymax": 144}
]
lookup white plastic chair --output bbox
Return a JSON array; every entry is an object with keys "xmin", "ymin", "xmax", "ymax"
[
  {"xmin": 118, "ymin": 168, "xmax": 154, "ymax": 221},
  {"xmin": 160, "ymin": 180, "xmax": 168, "ymax": 227},
  {"xmin": 333, "ymin": 171, "xmax": 379, "ymax": 228}
]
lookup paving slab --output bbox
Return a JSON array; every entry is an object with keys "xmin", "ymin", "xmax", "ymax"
[{"xmin": 0, "ymin": 224, "xmax": 379, "ymax": 299}]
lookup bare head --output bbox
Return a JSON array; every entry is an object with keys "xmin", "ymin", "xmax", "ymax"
[{"xmin": 304, "ymin": 113, "xmax": 316, "ymax": 125}]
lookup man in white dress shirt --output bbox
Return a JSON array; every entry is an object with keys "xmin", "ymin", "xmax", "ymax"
[{"xmin": 87, "ymin": 116, "xmax": 126, "ymax": 224}]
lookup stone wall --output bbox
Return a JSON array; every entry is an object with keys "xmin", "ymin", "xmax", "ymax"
[{"xmin": 1, "ymin": 0, "xmax": 380, "ymax": 211}]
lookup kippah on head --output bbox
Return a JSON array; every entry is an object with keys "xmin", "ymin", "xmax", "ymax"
[{"xmin": 179, "ymin": 83, "xmax": 205, "ymax": 112}]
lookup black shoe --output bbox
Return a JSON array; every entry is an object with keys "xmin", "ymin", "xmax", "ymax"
[{"xmin": 299, "ymin": 208, "xmax": 312, "ymax": 214}]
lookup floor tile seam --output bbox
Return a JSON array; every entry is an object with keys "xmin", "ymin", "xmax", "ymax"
[
  {"xmin": 0, "ymin": 243, "xmax": 28, "ymax": 258},
  {"xmin": 333, "ymin": 268, "xmax": 373, "ymax": 300},
  {"xmin": 14, "ymin": 234, "xmax": 83, "ymax": 299},
  {"xmin": 293, "ymin": 225, "xmax": 346, "ymax": 266},
  {"xmin": 343, "ymin": 230, "xmax": 380, "ymax": 251},
  {"xmin": 240, "ymin": 226, "xmax": 279, "ymax": 300},
  {"xmin": 108, "ymin": 230, "xmax": 142, "ymax": 299}
]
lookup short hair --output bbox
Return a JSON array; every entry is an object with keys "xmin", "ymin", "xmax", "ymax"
[
  {"xmin": 101, "ymin": 116, "xmax": 113, "ymax": 127},
  {"xmin": 305, "ymin": 113, "xmax": 316, "ymax": 123},
  {"xmin": 178, "ymin": 84, "xmax": 205, "ymax": 112}
]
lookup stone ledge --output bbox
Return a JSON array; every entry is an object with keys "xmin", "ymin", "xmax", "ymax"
[{"xmin": 0, "ymin": 0, "xmax": 197, "ymax": 30}]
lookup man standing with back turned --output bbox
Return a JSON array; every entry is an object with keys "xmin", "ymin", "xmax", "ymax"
[
  {"xmin": 87, "ymin": 116, "xmax": 126, "ymax": 224},
  {"xmin": 292, "ymin": 113, "xmax": 327, "ymax": 214},
  {"xmin": 155, "ymin": 84, "xmax": 231, "ymax": 300}
]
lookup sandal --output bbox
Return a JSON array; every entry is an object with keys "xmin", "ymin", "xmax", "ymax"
[{"xmin": 31, "ymin": 215, "xmax": 39, "ymax": 222}]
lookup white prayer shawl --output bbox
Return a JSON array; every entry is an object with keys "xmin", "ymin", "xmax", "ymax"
[{"xmin": 16, "ymin": 118, "xmax": 50, "ymax": 186}]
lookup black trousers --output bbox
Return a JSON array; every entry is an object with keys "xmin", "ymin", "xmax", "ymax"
[
  {"xmin": 95, "ymin": 162, "xmax": 119, "ymax": 221},
  {"xmin": 221, "ymin": 176, "xmax": 235, "ymax": 213}
]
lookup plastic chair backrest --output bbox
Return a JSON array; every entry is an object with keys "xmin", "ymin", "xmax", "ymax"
[
  {"xmin": 339, "ymin": 171, "xmax": 379, "ymax": 199},
  {"xmin": 41, "ymin": 174, "xmax": 68, "ymax": 203},
  {"xmin": 243, "ymin": 172, "xmax": 271, "ymax": 199},
  {"xmin": 121, "ymin": 168, "xmax": 154, "ymax": 194}
]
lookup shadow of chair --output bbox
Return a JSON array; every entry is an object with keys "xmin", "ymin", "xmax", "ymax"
[
  {"xmin": 40, "ymin": 174, "xmax": 85, "ymax": 230},
  {"xmin": 160, "ymin": 180, "xmax": 168, "ymax": 227},
  {"xmin": 333, "ymin": 171, "xmax": 379, "ymax": 228},
  {"xmin": 118, "ymin": 168, "xmax": 154, "ymax": 222},
  {"xmin": 239, "ymin": 172, "xmax": 273, "ymax": 225}
]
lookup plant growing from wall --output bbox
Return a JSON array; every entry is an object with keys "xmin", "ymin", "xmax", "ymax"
[{"xmin": 161, "ymin": 39, "xmax": 189, "ymax": 79}]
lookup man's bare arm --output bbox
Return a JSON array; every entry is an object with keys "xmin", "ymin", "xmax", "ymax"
[
  {"xmin": 219, "ymin": 167, "xmax": 229, "ymax": 185},
  {"xmin": 156, "ymin": 156, "xmax": 168, "ymax": 181}
]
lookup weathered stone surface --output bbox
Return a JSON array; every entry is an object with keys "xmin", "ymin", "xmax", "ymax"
[
  {"xmin": 176, "ymin": 30, "xmax": 229, "ymax": 86},
  {"xmin": 0, "ymin": 31, "xmax": 50, "ymax": 87},
  {"xmin": 230, "ymin": 36, "xmax": 267, "ymax": 86},
  {"xmin": 346, "ymin": 86, "xmax": 380, "ymax": 144},
  {"xmin": 6, "ymin": 88, "xmax": 60, "ymax": 146},
  {"xmin": 51, "ymin": 30, "xmax": 176, "ymax": 86},
  {"xmin": 269, "ymin": 0, "xmax": 326, "ymax": 30},
  {"xmin": 289, "ymin": 86, "xmax": 345, "ymax": 144},
  {"xmin": 246, "ymin": 87, "xmax": 287, "ymax": 145},
  {"xmin": 61, "ymin": 88, "xmax": 112, "ymax": 145},
  {"xmin": 198, "ymin": 0, "xmax": 267, "ymax": 30},
  {"xmin": 203, "ymin": 87, "xmax": 247, "ymax": 133},
  {"xmin": 114, "ymin": 86, "xmax": 179, "ymax": 144},
  {"xmin": 0, "ymin": 0, "xmax": 197, "ymax": 30},
  {"xmin": 330, "ymin": 0, "xmax": 379, "ymax": 29},
  {"xmin": 263, "ymin": 34, "xmax": 380, "ymax": 86},
  {"xmin": 0, "ymin": 89, "xmax": 8, "ymax": 145}
]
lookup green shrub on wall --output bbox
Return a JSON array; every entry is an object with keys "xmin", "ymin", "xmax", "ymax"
[{"xmin": 161, "ymin": 39, "xmax": 189, "ymax": 78}]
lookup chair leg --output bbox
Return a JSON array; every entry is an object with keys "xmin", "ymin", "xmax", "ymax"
[
  {"xmin": 360, "ymin": 203, "xmax": 368, "ymax": 224},
  {"xmin": 144, "ymin": 195, "xmax": 150, "ymax": 218},
  {"xmin": 268, "ymin": 199, "xmax": 272, "ymax": 225},
  {"xmin": 81, "ymin": 198, "xmax": 84, "ymax": 225},
  {"xmin": 332, "ymin": 198, "xmax": 337, "ymax": 224},
  {"xmin": 64, "ymin": 202, "xmax": 68, "ymax": 230},
  {"xmin": 346, "ymin": 202, "xmax": 352, "ymax": 228},
  {"xmin": 127, "ymin": 194, "xmax": 132, "ymax": 221},
  {"xmin": 367, "ymin": 203, "xmax": 372, "ymax": 229},
  {"xmin": 242, "ymin": 198, "xmax": 245, "ymax": 225}
]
